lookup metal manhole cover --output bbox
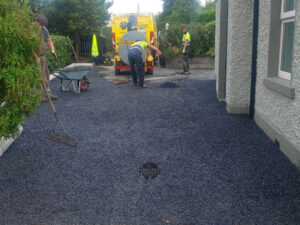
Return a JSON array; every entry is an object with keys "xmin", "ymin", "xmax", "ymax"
[
  {"xmin": 160, "ymin": 82, "xmax": 180, "ymax": 88},
  {"xmin": 139, "ymin": 162, "xmax": 161, "ymax": 179}
]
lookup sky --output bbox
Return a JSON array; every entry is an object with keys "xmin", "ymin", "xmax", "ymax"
[{"xmin": 109, "ymin": 0, "xmax": 206, "ymax": 15}]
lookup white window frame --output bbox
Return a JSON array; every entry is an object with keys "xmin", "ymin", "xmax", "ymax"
[{"xmin": 278, "ymin": 0, "xmax": 296, "ymax": 80}]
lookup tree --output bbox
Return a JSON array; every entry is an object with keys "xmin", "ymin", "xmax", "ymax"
[
  {"xmin": 28, "ymin": 0, "xmax": 50, "ymax": 12},
  {"xmin": 158, "ymin": 0, "xmax": 199, "ymax": 24},
  {"xmin": 195, "ymin": 0, "xmax": 215, "ymax": 22},
  {"xmin": 157, "ymin": 0, "xmax": 174, "ymax": 22},
  {"xmin": 43, "ymin": 0, "xmax": 111, "ymax": 55}
]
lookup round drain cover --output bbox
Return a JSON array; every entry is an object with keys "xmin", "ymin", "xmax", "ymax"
[{"xmin": 139, "ymin": 162, "xmax": 161, "ymax": 179}]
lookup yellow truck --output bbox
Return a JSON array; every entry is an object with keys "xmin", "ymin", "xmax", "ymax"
[{"xmin": 112, "ymin": 14, "xmax": 158, "ymax": 75}]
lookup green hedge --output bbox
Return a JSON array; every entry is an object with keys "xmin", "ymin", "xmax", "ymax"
[
  {"xmin": 46, "ymin": 35, "xmax": 73, "ymax": 72},
  {"xmin": 0, "ymin": 0, "xmax": 42, "ymax": 138},
  {"xmin": 159, "ymin": 22, "xmax": 215, "ymax": 62},
  {"xmin": 190, "ymin": 21, "xmax": 215, "ymax": 57}
]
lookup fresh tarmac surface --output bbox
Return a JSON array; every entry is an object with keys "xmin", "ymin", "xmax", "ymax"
[{"xmin": 0, "ymin": 66, "xmax": 299, "ymax": 225}]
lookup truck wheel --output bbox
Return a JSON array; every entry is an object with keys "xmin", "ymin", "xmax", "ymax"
[
  {"xmin": 115, "ymin": 69, "xmax": 120, "ymax": 75},
  {"xmin": 147, "ymin": 69, "xmax": 153, "ymax": 75}
]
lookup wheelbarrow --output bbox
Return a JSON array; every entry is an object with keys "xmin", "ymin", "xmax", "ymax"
[{"xmin": 53, "ymin": 66, "xmax": 93, "ymax": 93}]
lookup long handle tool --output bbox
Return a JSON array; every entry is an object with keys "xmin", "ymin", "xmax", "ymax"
[
  {"xmin": 41, "ymin": 77, "xmax": 77, "ymax": 146},
  {"xmin": 67, "ymin": 36, "xmax": 79, "ymax": 63}
]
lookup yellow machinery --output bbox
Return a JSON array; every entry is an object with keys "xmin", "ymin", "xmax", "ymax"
[{"xmin": 112, "ymin": 14, "xmax": 158, "ymax": 75}]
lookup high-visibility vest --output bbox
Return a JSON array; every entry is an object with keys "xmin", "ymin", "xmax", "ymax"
[
  {"xmin": 182, "ymin": 32, "xmax": 191, "ymax": 46},
  {"xmin": 131, "ymin": 41, "xmax": 149, "ymax": 50}
]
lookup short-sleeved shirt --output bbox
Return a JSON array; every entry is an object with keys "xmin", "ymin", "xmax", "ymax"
[
  {"xmin": 42, "ymin": 26, "xmax": 50, "ymax": 41},
  {"xmin": 182, "ymin": 32, "xmax": 191, "ymax": 45},
  {"xmin": 41, "ymin": 26, "xmax": 50, "ymax": 55}
]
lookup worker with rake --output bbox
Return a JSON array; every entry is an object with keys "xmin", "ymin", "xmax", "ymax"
[{"xmin": 35, "ymin": 14, "xmax": 58, "ymax": 101}]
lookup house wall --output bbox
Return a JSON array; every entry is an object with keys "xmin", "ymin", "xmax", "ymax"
[
  {"xmin": 225, "ymin": 0, "xmax": 254, "ymax": 114},
  {"xmin": 255, "ymin": 0, "xmax": 300, "ymax": 167},
  {"xmin": 215, "ymin": 0, "xmax": 228, "ymax": 101},
  {"xmin": 215, "ymin": 0, "xmax": 220, "ymax": 96}
]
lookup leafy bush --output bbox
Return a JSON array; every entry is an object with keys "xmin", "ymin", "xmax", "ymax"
[
  {"xmin": 159, "ymin": 21, "xmax": 215, "ymax": 63},
  {"xmin": 162, "ymin": 47, "xmax": 176, "ymax": 64},
  {"xmin": 158, "ymin": 24, "xmax": 180, "ymax": 63},
  {"xmin": 0, "ymin": 0, "xmax": 42, "ymax": 138},
  {"xmin": 190, "ymin": 21, "xmax": 215, "ymax": 57},
  {"xmin": 46, "ymin": 35, "xmax": 73, "ymax": 72},
  {"xmin": 203, "ymin": 21, "xmax": 215, "ymax": 57}
]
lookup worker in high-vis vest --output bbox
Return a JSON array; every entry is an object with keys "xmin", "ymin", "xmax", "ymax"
[
  {"xmin": 181, "ymin": 26, "xmax": 191, "ymax": 75},
  {"xmin": 128, "ymin": 41, "xmax": 162, "ymax": 88}
]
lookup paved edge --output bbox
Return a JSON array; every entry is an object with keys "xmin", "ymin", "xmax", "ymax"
[{"xmin": 0, "ymin": 126, "xmax": 23, "ymax": 157}]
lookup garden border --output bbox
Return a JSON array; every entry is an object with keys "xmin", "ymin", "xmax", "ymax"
[{"xmin": 0, "ymin": 63, "xmax": 93, "ymax": 157}]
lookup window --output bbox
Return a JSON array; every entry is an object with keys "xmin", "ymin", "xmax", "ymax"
[
  {"xmin": 279, "ymin": 0, "xmax": 295, "ymax": 80},
  {"xmin": 264, "ymin": 0, "xmax": 296, "ymax": 98}
]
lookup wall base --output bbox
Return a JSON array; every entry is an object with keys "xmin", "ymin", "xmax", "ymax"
[
  {"xmin": 217, "ymin": 95, "xmax": 226, "ymax": 102},
  {"xmin": 0, "ymin": 126, "xmax": 23, "ymax": 157},
  {"xmin": 255, "ymin": 111, "xmax": 300, "ymax": 169},
  {"xmin": 226, "ymin": 104, "xmax": 249, "ymax": 114},
  {"xmin": 166, "ymin": 57, "xmax": 215, "ymax": 70}
]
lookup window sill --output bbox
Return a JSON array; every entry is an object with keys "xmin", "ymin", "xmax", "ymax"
[{"xmin": 263, "ymin": 77, "xmax": 295, "ymax": 99}]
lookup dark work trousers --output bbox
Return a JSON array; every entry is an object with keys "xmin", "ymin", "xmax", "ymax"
[
  {"xmin": 183, "ymin": 46, "xmax": 190, "ymax": 73},
  {"xmin": 128, "ymin": 48, "xmax": 145, "ymax": 87}
]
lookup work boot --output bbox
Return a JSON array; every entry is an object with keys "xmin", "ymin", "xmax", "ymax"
[
  {"xmin": 139, "ymin": 84, "xmax": 147, "ymax": 88},
  {"xmin": 41, "ymin": 96, "xmax": 48, "ymax": 102},
  {"xmin": 133, "ymin": 83, "xmax": 138, "ymax": 87},
  {"xmin": 43, "ymin": 93, "xmax": 58, "ymax": 101}
]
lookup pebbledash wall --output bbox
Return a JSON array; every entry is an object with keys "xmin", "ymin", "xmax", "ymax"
[
  {"xmin": 225, "ymin": 0, "xmax": 254, "ymax": 114},
  {"xmin": 215, "ymin": 0, "xmax": 300, "ymax": 168},
  {"xmin": 215, "ymin": 0, "xmax": 221, "ymax": 98},
  {"xmin": 255, "ymin": 0, "xmax": 300, "ymax": 167}
]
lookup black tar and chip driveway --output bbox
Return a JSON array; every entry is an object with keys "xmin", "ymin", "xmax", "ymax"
[{"xmin": 0, "ymin": 67, "xmax": 299, "ymax": 225}]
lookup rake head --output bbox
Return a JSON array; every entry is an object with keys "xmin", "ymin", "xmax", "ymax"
[{"xmin": 46, "ymin": 133, "xmax": 77, "ymax": 146}]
